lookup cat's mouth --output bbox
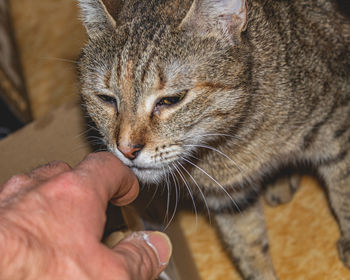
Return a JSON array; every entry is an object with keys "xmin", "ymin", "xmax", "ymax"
[
  {"xmin": 129, "ymin": 164, "xmax": 160, "ymax": 170},
  {"xmin": 110, "ymin": 147, "xmax": 178, "ymax": 183},
  {"xmin": 130, "ymin": 165, "xmax": 165, "ymax": 183}
]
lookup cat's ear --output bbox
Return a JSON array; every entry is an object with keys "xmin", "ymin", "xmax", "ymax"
[
  {"xmin": 179, "ymin": 0, "xmax": 247, "ymax": 42},
  {"xmin": 78, "ymin": 0, "xmax": 121, "ymax": 38}
]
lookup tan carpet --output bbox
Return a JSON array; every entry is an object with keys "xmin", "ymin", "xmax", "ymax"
[{"xmin": 179, "ymin": 177, "xmax": 349, "ymax": 279}]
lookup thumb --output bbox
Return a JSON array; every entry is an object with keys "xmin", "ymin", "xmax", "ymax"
[{"xmin": 111, "ymin": 231, "xmax": 172, "ymax": 280}]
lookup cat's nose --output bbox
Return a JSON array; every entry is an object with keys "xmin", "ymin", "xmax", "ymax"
[{"xmin": 117, "ymin": 144, "xmax": 144, "ymax": 160}]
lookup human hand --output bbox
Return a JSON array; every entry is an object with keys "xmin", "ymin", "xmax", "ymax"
[{"xmin": 0, "ymin": 152, "xmax": 172, "ymax": 280}]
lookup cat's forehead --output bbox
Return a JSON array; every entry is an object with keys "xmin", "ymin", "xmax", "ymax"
[
  {"xmin": 113, "ymin": 32, "xmax": 164, "ymax": 92},
  {"xmin": 112, "ymin": 25, "xmax": 187, "ymax": 89}
]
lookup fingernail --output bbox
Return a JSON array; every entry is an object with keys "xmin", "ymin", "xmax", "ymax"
[{"xmin": 145, "ymin": 232, "xmax": 172, "ymax": 266}]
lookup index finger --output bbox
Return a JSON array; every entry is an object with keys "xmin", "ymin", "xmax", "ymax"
[{"xmin": 74, "ymin": 152, "xmax": 139, "ymax": 206}]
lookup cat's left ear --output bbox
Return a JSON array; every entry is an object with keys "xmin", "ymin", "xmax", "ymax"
[
  {"xmin": 78, "ymin": 0, "xmax": 121, "ymax": 38},
  {"xmin": 179, "ymin": 0, "xmax": 247, "ymax": 42}
]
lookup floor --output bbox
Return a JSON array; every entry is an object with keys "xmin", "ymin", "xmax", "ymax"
[{"xmin": 180, "ymin": 177, "xmax": 349, "ymax": 279}]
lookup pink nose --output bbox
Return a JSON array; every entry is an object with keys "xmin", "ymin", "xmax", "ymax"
[{"xmin": 117, "ymin": 144, "xmax": 144, "ymax": 160}]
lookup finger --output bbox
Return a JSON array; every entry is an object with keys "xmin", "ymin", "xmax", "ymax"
[
  {"xmin": 103, "ymin": 230, "xmax": 132, "ymax": 248},
  {"xmin": 0, "ymin": 161, "xmax": 72, "ymax": 203},
  {"xmin": 29, "ymin": 161, "xmax": 72, "ymax": 182},
  {"xmin": 110, "ymin": 231, "xmax": 172, "ymax": 280},
  {"xmin": 74, "ymin": 152, "xmax": 139, "ymax": 206}
]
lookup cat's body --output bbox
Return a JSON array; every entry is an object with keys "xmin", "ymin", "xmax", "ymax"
[{"xmin": 77, "ymin": 0, "xmax": 350, "ymax": 279}]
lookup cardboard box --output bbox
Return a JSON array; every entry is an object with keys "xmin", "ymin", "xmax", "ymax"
[{"xmin": 0, "ymin": 101, "xmax": 200, "ymax": 280}]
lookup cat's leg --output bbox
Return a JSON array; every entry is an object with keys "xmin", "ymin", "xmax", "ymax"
[
  {"xmin": 319, "ymin": 154, "xmax": 350, "ymax": 268},
  {"xmin": 214, "ymin": 199, "xmax": 277, "ymax": 280},
  {"xmin": 264, "ymin": 174, "xmax": 301, "ymax": 207}
]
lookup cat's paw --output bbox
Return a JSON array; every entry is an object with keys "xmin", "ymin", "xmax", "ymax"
[
  {"xmin": 338, "ymin": 237, "xmax": 350, "ymax": 268},
  {"xmin": 264, "ymin": 174, "xmax": 301, "ymax": 207}
]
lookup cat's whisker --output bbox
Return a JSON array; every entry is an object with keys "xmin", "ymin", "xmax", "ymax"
[
  {"xmin": 172, "ymin": 162, "xmax": 198, "ymax": 227},
  {"xmin": 68, "ymin": 145, "xmax": 90, "ymax": 155},
  {"xmin": 162, "ymin": 166, "xmax": 171, "ymax": 228},
  {"xmin": 70, "ymin": 141, "xmax": 103, "ymax": 153},
  {"xmin": 72, "ymin": 147, "xmax": 106, "ymax": 154},
  {"xmin": 164, "ymin": 165, "xmax": 178, "ymax": 229},
  {"xmin": 163, "ymin": 165, "xmax": 180, "ymax": 231},
  {"xmin": 85, "ymin": 140, "xmax": 104, "ymax": 147},
  {"xmin": 41, "ymin": 56, "xmax": 78, "ymax": 64},
  {"xmin": 93, "ymin": 147, "xmax": 107, "ymax": 152},
  {"xmin": 196, "ymin": 133, "xmax": 244, "ymax": 146},
  {"xmin": 178, "ymin": 161, "xmax": 212, "ymax": 224},
  {"xmin": 185, "ymin": 137, "xmax": 260, "ymax": 188},
  {"xmin": 183, "ymin": 148, "xmax": 200, "ymax": 161},
  {"xmin": 74, "ymin": 128, "xmax": 95, "ymax": 139},
  {"xmin": 145, "ymin": 179, "xmax": 160, "ymax": 210},
  {"xmin": 181, "ymin": 157, "xmax": 240, "ymax": 212},
  {"xmin": 199, "ymin": 133, "xmax": 240, "ymax": 139},
  {"xmin": 85, "ymin": 138, "xmax": 104, "ymax": 144},
  {"xmin": 174, "ymin": 170, "xmax": 180, "ymax": 227},
  {"xmin": 75, "ymin": 124, "xmax": 104, "ymax": 142},
  {"xmin": 185, "ymin": 147, "xmax": 260, "ymax": 204},
  {"xmin": 85, "ymin": 124, "xmax": 101, "ymax": 132},
  {"xmin": 183, "ymin": 143, "xmax": 245, "ymax": 175},
  {"xmin": 71, "ymin": 128, "xmax": 101, "ymax": 144},
  {"xmin": 85, "ymin": 134, "xmax": 103, "ymax": 140}
]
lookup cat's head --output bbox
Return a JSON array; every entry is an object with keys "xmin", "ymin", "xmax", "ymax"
[{"xmin": 78, "ymin": 0, "xmax": 249, "ymax": 183}]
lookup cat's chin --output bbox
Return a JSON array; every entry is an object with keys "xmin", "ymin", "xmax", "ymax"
[{"xmin": 130, "ymin": 166, "xmax": 165, "ymax": 184}]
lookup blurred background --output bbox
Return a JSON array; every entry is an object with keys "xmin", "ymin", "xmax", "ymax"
[{"xmin": 0, "ymin": 0, "xmax": 86, "ymax": 139}]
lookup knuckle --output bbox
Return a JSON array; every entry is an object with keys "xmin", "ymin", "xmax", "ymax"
[
  {"xmin": 84, "ymin": 152, "xmax": 101, "ymax": 163},
  {"xmin": 55, "ymin": 171, "xmax": 81, "ymax": 187},
  {"xmin": 46, "ymin": 171, "xmax": 82, "ymax": 196},
  {"xmin": 28, "ymin": 161, "xmax": 72, "ymax": 182},
  {"xmin": 116, "ymin": 241, "xmax": 157, "ymax": 279},
  {"xmin": 5, "ymin": 174, "xmax": 31, "ymax": 186},
  {"xmin": 47, "ymin": 160, "xmax": 72, "ymax": 172},
  {"xmin": 112, "ymin": 256, "xmax": 133, "ymax": 280},
  {"xmin": 135, "ymin": 248, "xmax": 157, "ymax": 279},
  {"xmin": 46, "ymin": 171, "xmax": 96, "ymax": 202}
]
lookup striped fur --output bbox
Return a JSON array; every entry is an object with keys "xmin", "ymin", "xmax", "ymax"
[{"xmin": 77, "ymin": 0, "xmax": 350, "ymax": 279}]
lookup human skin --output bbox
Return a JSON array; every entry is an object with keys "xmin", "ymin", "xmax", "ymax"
[{"xmin": 0, "ymin": 152, "xmax": 172, "ymax": 280}]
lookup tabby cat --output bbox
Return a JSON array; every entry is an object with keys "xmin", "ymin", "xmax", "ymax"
[{"xmin": 77, "ymin": 0, "xmax": 350, "ymax": 279}]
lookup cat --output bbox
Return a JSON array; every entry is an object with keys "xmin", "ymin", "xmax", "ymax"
[{"xmin": 77, "ymin": 0, "xmax": 350, "ymax": 279}]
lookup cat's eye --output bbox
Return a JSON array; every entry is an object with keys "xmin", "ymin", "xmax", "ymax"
[
  {"xmin": 156, "ymin": 90, "xmax": 188, "ymax": 107},
  {"xmin": 97, "ymin": 94, "xmax": 117, "ymax": 105}
]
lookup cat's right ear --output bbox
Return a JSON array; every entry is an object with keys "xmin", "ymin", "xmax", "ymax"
[
  {"xmin": 78, "ymin": 0, "xmax": 120, "ymax": 38},
  {"xmin": 179, "ymin": 0, "xmax": 247, "ymax": 43}
]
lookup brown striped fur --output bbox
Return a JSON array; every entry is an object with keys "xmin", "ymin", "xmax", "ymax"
[{"xmin": 77, "ymin": 0, "xmax": 350, "ymax": 279}]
